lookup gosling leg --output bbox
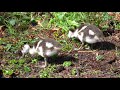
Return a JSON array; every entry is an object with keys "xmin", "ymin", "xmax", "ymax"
[
  {"xmin": 40, "ymin": 57, "xmax": 48, "ymax": 68},
  {"xmin": 79, "ymin": 42, "xmax": 85, "ymax": 50}
]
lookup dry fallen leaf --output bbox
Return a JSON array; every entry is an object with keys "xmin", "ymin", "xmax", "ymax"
[
  {"xmin": 108, "ymin": 12, "xmax": 120, "ymax": 21},
  {"xmin": 31, "ymin": 27, "xmax": 38, "ymax": 31},
  {"xmin": 26, "ymin": 34, "xmax": 36, "ymax": 39},
  {"xmin": 0, "ymin": 25, "xmax": 6, "ymax": 38},
  {"xmin": 108, "ymin": 12, "xmax": 115, "ymax": 16},
  {"xmin": 114, "ymin": 13, "xmax": 120, "ymax": 21},
  {"xmin": 51, "ymin": 27, "xmax": 61, "ymax": 31},
  {"xmin": 36, "ymin": 20, "xmax": 43, "ymax": 27},
  {"xmin": 0, "ymin": 45, "xmax": 3, "ymax": 50}
]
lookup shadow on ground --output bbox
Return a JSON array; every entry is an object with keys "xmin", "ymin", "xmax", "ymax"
[
  {"xmin": 91, "ymin": 41, "xmax": 116, "ymax": 50},
  {"xmin": 42, "ymin": 55, "xmax": 77, "ymax": 65}
]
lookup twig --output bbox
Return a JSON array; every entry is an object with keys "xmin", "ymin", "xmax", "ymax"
[{"xmin": 78, "ymin": 50, "xmax": 97, "ymax": 52}]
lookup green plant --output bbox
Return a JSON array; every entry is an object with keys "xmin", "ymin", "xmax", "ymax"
[
  {"xmin": 18, "ymin": 59, "xmax": 25, "ymax": 64},
  {"xmin": 71, "ymin": 68, "xmax": 77, "ymax": 75},
  {"xmin": 3, "ymin": 69, "xmax": 14, "ymax": 76},
  {"xmin": 59, "ymin": 39, "xmax": 73, "ymax": 52},
  {"xmin": 75, "ymin": 53, "xmax": 78, "ymax": 58},
  {"xmin": 39, "ymin": 70, "xmax": 49, "ymax": 78},
  {"xmin": 24, "ymin": 66, "xmax": 31, "ymax": 73},
  {"xmin": 39, "ymin": 65, "xmax": 56, "ymax": 78},
  {"xmin": 63, "ymin": 61, "xmax": 72, "ymax": 67},
  {"xmin": 8, "ymin": 59, "xmax": 18, "ymax": 64},
  {"xmin": 9, "ymin": 19, "xmax": 16, "ymax": 26},
  {"xmin": 48, "ymin": 12, "xmax": 85, "ymax": 32},
  {"xmin": 31, "ymin": 59, "xmax": 38, "ymax": 63},
  {"xmin": 4, "ymin": 44, "xmax": 12, "ymax": 51},
  {"xmin": 6, "ymin": 59, "xmax": 25, "ymax": 71},
  {"xmin": 8, "ymin": 59, "xmax": 25, "ymax": 65},
  {"xmin": 96, "ymin": 55, "xmax": 104, "ymax": 61}
]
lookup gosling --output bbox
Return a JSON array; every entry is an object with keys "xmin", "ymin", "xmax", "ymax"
[
  {"xmin": 21, "ymin": 38, "xmax": 62, "ymax": 68},
  {"xmin": 68, "ymin": 23, "xmax": 104, "ymax": 49}
]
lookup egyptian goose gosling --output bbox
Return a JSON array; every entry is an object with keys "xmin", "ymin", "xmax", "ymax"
[
  {"xmin": 68, "ymin": 23, "xmax": 104, "ymax": 49},
  {"xmin": 21, "ymin": 38, "xmax": 62, "ymax": 68}
]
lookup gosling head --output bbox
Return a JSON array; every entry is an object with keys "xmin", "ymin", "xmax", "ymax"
[
  {"xmin": 21, "ymin": 44, "xmax": 30, "ymax": 57},
  {"xmin": 68, "ymin": 28, "xmax": 79, "ymax": 38}
]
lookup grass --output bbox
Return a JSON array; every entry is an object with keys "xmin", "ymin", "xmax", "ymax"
[{"xmin": 1, "ymin": 12, "xmax": 120, "ymax": 78}]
